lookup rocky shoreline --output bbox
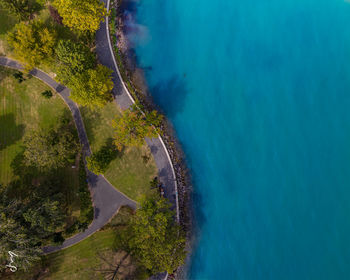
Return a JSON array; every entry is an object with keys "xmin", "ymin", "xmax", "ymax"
[{"xmin": 111, "ymin": 0, "xmax": 193, "ymax": 243}]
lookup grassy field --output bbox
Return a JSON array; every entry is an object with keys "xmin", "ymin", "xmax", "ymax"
[
  {"xmin": 80, "ymin": 103, "xmax": 157, "ymax": 201},
  {"xmin": 0, "ymin": 65, "xmax": 88, "ymax": 233}
]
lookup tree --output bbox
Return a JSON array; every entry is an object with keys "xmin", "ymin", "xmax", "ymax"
[
  {"xmin": 7, "ymin": 21, "xmax": 56, "ymax": 70},
  {"xmin": 23, "ymin": 120, "xmax": 79, "ymax": 171},
  {"xmin": 0, "ymin": 0, "xmax": 39, "ymax": 20},
  {"xmin": 52, "ymin": 0, "xmax": 107, "ymax": 33},
  {"xmin": 23, "ymin": 199, "xmax": 64, "ymax": 237},
  {"xmin": 112, "ymin": 105, "xmax": 163, "ymax": 151},
  {"xmin": 55, "ymin": 39, "xmax": 95, "ymax": 83},
  {"xmin": 69, "ymin": 64, "xmax": 113, "ymax": 107},
  {"xmin": 116, "ymin": 196, "xmax": 186, "ymax": 274}
]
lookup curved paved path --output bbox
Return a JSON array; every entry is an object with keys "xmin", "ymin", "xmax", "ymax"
[
  {"xmin": 0, "ymin": 57, "xmax": 137, "ymax": 254},
  {"xmin": 96, "ymin": 0, "xmax": 179, "ymax": 222}
]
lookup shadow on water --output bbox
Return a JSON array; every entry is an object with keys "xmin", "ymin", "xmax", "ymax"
[
  {"xmin": 150, "ymin": 75, "xmax": 188, "ymax": 118},
  {"xmin": 0, "ymin": 113, "xmax": 25, "ymax": 151}
]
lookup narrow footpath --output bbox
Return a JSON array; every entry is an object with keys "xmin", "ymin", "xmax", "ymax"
[
  {"xmin": 0, "ymin": 57, "xmax": 137, "ymax": 254},
  {"xmin": 96, "ymin": 0, "xmax": 180, "ymax": 221}
]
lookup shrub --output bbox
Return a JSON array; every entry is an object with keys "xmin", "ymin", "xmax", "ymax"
[
  {"xmin": 12, "ymin": 71, "xmax": 25, "ymax": 83},
  {"xmin": 52, "ymin": 232, "xmax": 65, "ymax": 244},
  {"xmin": 41, "ymin": 90, "xmax": 53, "ymax": 98}
]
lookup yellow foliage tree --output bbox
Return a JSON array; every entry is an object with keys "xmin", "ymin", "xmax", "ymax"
[
  {"xmin": 69, "ymin": 64, "xmax": 114, "ymax": 107},
  {"xmin": 7, "ymin": 21, "xmax": 56, "ymax": 70},
  {"xmin": 53, "ymin": 0, "xmax": 108, "ymax": 33}
]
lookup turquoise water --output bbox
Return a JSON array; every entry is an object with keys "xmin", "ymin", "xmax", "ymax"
[{"xmin": 131, "ymin": 0, "xmax": 350, "ymax": 279}]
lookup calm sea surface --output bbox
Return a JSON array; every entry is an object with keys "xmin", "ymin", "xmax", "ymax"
[{"xmin": 131, "ymin": 0, "xmax": 350, "ymax": 278}]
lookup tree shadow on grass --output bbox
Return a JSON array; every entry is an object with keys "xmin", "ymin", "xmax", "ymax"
[{"xmin": 0, "ymin": 113, "xmax": 25, "ymax": 151}]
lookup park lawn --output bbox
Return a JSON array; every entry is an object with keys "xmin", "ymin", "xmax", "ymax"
[
  {"xmin": 0, "ymin": 65, "xmax": 83, "ymax": 229},
  {"xmin": 80, "ymin": 102, "xmax": 157, "ymax": 202}
]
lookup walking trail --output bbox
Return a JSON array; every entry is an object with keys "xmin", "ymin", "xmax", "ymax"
[{"xmin": 0, "ymin": 57, "xmax": 136, "ymax": 254}]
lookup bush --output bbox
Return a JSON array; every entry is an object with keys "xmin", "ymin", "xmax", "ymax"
[
  {"xmin": 53, "ymin": 232, "xmax": 65, "ymax": 244},
  {"xmin": 13, "ymin": 71, "xmax": 25, "ymax": 83},
  {"xmin": 41, "ymin": 90, "xmax": 53, "ymax": 98}
]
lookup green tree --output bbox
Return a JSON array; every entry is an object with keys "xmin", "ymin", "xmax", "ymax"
[
  {"xmin": 69, "ymin": 64, "xmax": 113, "ymax": 107},
  {"xmin": 52, "ymin": 0, "xmax": 107, "ymax": 33},
  {"xmin": 0, "ymin": 0, "xmax": 39, "ymax": 20},
  {"xmin": 23, "ymin": 120, "xmax": 79, "ymax": 171},
  {"xmin": 112, "ymin": 105, "xmax": 163, "ymax": 151},
  {"xmin": 116, "ymin": 196, "xmax": 186, "ymax": 274},
  {"xmin": 23, "ymin": 199, "xmax": 64, "ymax": 237},
  {"xmin": 55, "ymin": 39, "xmax": 95, "ymax": 83},
  {"xmin": 7, "ymin": 21, "xmax": 56, "ymax": 70}
]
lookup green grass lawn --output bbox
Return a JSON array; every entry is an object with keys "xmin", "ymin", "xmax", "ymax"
[
  {"xmin": 80, "ymin": 103, "xmax": 157, "ymax": 202},
  {"xmin": 0, "ymin": 65, "xmax": 88, "ymax": 234}
]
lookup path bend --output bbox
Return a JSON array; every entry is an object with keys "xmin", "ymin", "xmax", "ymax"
[
  {"xmin": 96, "ymin": 0, "xmax": 180, "ymax": 223},
  {"xmin": 0, "ymin": 57, "xmax": 137, "ymax": 254}
]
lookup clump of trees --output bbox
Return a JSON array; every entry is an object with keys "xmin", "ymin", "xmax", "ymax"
[
  {"xmin": 23, "ymin": 118, "xmax": 80, "ymax": 171},
  {"xmin": 52, "ymin": 0, "xmax": 107, "ymax": 33},
  {"xmin": 7, "ymin": 20, "xmax": 56, "ymax": 70},
  {"xmin": 113, "ymin": 105, "xmax": 163, "ymax": 151},
  {"xmin": 116, "ymin": 195, "xmax": 186, "ymax": 275}
]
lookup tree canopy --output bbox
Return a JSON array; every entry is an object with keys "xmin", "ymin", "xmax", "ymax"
[
  {"xmin": 112, "ymin": 105, "xmax": 163, "ymax": 151},
  {"xmin": 116, "ymin": 196, "xmax": 186, "ymax": 274},
  {"xmin": 7, "ymin": 20, "xmax": 56, "ymax": 70},
  {"xmin": 55, "ymin": 39, "xmax": 95, "ymax": 83},
  {"xmin": 52, "ymin": 0, "xmax": 107, "ymax": 33},
  {"xmin": 69, "ymin": 64, "xmax": 113, "ymax": 107}
]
